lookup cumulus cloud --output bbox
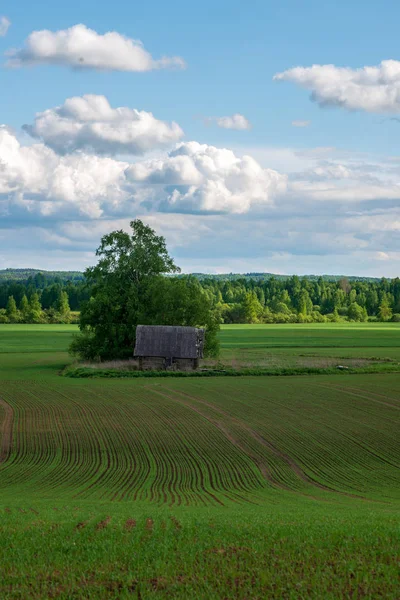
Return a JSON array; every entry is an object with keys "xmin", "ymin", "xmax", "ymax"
[
  {"xmin": 2, "ymin": 127, "xmax": 400, "ymax": 223},
  {"xmin": 207, "ymin": 114, "xmax": 252, "ymax": 130},
  {"xmin": 0, "ymin": 126, "xmax": 130, "ymax": 219},
  {"xmin": 0, "ymin": 131, "xmax": 286, "ymax": 219},
  {"xmin": 23, "ymin": 95, "xmax": 184, "ymax": 156},
  {"xmin": 2, "ymin": 123, "xmax": 400, "ymax": 276},
  {"xmin": 292, "ymin": 120, "xmax": 311, "ymax": 127},
  {"xmin": 274, "ymin": 60, "xmax": 400, "ymax": 113},
  {"xmin": 0, "ymin": 16, "xmax": 10, "ymax": 37},
  {"xmin": 6, "ymin": 24, "xmax": 186, "ymax": 71},
  {"xmin": 126, "ymin": 141, "xmax": 286, "ymax": 213}
]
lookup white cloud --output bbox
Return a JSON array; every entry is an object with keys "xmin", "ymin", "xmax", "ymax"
[
  {"xmin": 274, "ymin": 60, "xmax": 400, "ymax": 113},
  {"xmin": 0, "ymin": 16, "xmax": 10, "ymax": 37},
  {"xmin": 207, "ymin": 114, "xmax": 252, "ymax": 130},
  {"xmin": 2, "ymin": 125, "xmax": 400, "ymax": 276},
  {"xmin": 292, "ymin": 120, "xmax": 311, "ymax": 127},
  {"xmin": 126, "ymin": 141, "xmax": 286, "ymax": 213},
  {"xmin": 23, "ymin": 95, "xmax": 184, "ymax": 156},
  {"xmin": 0, "ymin": 127, "xmax": 130, "ymax": 219},
  {"xmin": 2, "ymin": 127, "xmax": 400, "ymax": 223},
  {"xmin": 0, "ymin": 131, "xmax": 286, "ymax": 219},
  {"xmin": 6, "ymin": 24, "xmax": 186, "ymax": 71}
]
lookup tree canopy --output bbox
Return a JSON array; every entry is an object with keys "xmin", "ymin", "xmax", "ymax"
[{"xmin": 70, "ymin": 220, "xmax": 220, "ymax": 361}]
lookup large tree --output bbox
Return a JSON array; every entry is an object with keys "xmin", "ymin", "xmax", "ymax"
[{"xmin": 70, "ymin": 220, "xmax": 219, "ymax": 361}]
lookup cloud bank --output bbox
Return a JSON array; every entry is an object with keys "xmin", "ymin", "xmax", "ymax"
[
  {"xmin": 23, "ymin": 95, "xmax": 184, "ymax": 156},
  {"xmin": 1, "ymin": 112, "xmax": 399, "ymax": 275},
  {"xmin": 6, "ymin": 24, "xmax": 186, "ymax": 71},
  {"xmin": 274, "ymin": 60, "xmax": 400, "ymax": 113},
  {"xmin": 0, "ymin": 129, "xmax": 286, "ymax": 219}
]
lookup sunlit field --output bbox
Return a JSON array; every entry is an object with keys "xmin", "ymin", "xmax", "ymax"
[{"xmin": 0, "ymin": 324, "xmax": 399, "ymax": 598}]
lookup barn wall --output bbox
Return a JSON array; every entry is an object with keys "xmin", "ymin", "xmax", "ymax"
[
  {"xmin": 138, "ymin": 357, "xmax": 198, "ymax": 371},
  {"xmin": 174, "ymin": 358, "xmax": 198, "ymax": 371},
  {"xmin": 139, "ymin": 357, "xmax": 165, "ymax": 371}
]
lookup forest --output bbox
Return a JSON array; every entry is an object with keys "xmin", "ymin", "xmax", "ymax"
[{"xmin": 0, "ymin": 270, "xmax": 399, "ymax": 324}]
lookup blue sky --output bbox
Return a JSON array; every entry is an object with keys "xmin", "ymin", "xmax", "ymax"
[{"xmin": 1, "ymin": 0, "xmax": 400, "ymax": 276}]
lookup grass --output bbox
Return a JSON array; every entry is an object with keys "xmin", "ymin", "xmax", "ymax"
[
  {"xmin": 63, "ymin": 363, "xmax": 400, "ymax": 378},
  {"xmin": 2, "ymin": 502, "xmax": 399, "ymax": 599},
  {"xmin": 0, "ymin": 323, "xmax": 399, "ymax": 598}
]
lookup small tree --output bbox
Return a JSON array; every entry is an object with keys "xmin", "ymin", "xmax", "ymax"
[
  {"xmin": 6, "ymin": 296, "xmax": 19, "ymax": 323},
  {"xmin": 242, "ymin": 291, "xmax": 263, "ymax": 323},
  {"xmin": 20, "ymin": 295, "xmax": 30, "ymax": 322},
  {"xmin": 378, "ymin": 295, "xmax": 393, "ymax": 322},
  {"xmin": 29, "ymin": 293, "xmax": 43, "ymax": 323},
  {"xmin": 55, "ymin": 290, "xmax": 71, "ymax": 322},
  {"xmin": 348, "ymin": 302, "xmax": 367, "ymax": 322}
]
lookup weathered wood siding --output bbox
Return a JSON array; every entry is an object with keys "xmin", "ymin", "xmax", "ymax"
[{"xmin": 134, "ymin": 325, "xmax": 204, "ymax": 360}]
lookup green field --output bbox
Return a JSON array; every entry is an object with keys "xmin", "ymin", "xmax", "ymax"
[{"xmin": 0, "ymin": 324, "xmax": 399, "ymax": 598}]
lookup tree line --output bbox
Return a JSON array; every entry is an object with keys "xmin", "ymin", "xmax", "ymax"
[
  {"xmin": 0, "ymin": 277, "xmax": 89, "ymax": 324},
  {"xmin": 1, "ymin": 258, "xmax": 399, "ymax": 327},
  {"xmin": 202, "ymin": 275, "xmax": 400, "ymax": 323}
]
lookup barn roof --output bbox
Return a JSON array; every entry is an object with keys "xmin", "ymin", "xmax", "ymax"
[{"xmin": 134, "ymin": 325, "xmax": 205, "ymax": 359}]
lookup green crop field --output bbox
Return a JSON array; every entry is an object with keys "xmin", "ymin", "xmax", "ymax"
[{"xmin": 0, "ymin": 324, "xmax": 399, "ymax": 598}]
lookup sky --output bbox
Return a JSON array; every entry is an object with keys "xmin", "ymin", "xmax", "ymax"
[{"xmin": 0, "ymin": 0, "xmax": 400, "ymax": 277}]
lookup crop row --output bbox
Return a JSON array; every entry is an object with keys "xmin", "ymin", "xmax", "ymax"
[{"xmin": 0, "ymin": 373, "xmax": 399, "ymax": 505}]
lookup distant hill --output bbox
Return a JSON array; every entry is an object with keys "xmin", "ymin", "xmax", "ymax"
[
  {"xmin": 0, "ymin": 268, "xmax": 383, "ymax": 283},
  {"xmin": 184, "ymin": 272, "xmax": 383, "ymax": 283},
  {"xmin": 0, "ymin": 269, "xmax": 84, "ymax": 283}
]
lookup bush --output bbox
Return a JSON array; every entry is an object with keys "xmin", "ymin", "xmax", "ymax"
[
  {"xmin": 311, "ymin": 311, "xmax": 327, "ymax": 323},
  {"xmin": 391, "ymin": 313, "xmax": 400, "ymax": 322},
  {"xmin": 69, "ymin": 332, "xmax": 100, "ymax": 362}
]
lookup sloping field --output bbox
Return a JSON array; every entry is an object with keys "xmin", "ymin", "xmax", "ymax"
[
  {"xmin": 0, "ymin": 374, "xmax": 399, "ymax": 504},
  {"xmin": 0, "ymin": 324, "xmax": 399, "ymax": 598}
]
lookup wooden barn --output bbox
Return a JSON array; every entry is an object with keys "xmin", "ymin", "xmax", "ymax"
[{"xmin": 134, "ymin": 325, "xmax": 205, "ymax": 371}]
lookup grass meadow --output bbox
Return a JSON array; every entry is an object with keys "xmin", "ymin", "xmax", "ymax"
[{"xmin": 0, "ymin": 323, "xmax": 399, "ymax": 598}]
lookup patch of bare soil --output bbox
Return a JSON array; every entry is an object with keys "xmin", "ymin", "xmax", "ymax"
[
  {"xmin": 125, "ymin": 518, "xmax": 136, "ymax": 530},
  {"xmin": 170, "ymin": 516, "xmax": 182, "ymax": 530},
  {"xmin": 96, "ymin": 516, "xmax": 111, "ymax": 531}
]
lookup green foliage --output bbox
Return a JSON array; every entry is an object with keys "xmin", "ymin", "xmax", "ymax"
[
  {"xmin": 1, "ymin": 268, "xmax": 400, "ymax": 326},
  {"xmin": 54, "ymin": 289, "xmax": 71, "ymax": 322},
  {"xmin": 64, "ymin": 362, "xmax": 399, "ymax": 378},
  {"xmin": 6, "ymin": 295, "xmax": 19, "ymax": 323},
  {"xmin": 19, "ymin": 294, "xmax": 30, "ymax": 320},
  {"xmin": 28, "ymin": 292, "xmax": 44, "ymax": 323},
  {"xmin": 0, "ymin": 268, "xmax": 83, "ymax": 282},
  {"xmin": 379, "ymin": 294, "xmax": 393, "ymax": 321},
  {"xmin": 242, "ymin": 291, "xmax": 264, "ymax": 323},
  {"xmin": 71, "ymin": 220, "xmax": 219, "ymax": 361},
  {"xmin": 348, "ymin": 301, "xmax": 368, "ymax": 322}
]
